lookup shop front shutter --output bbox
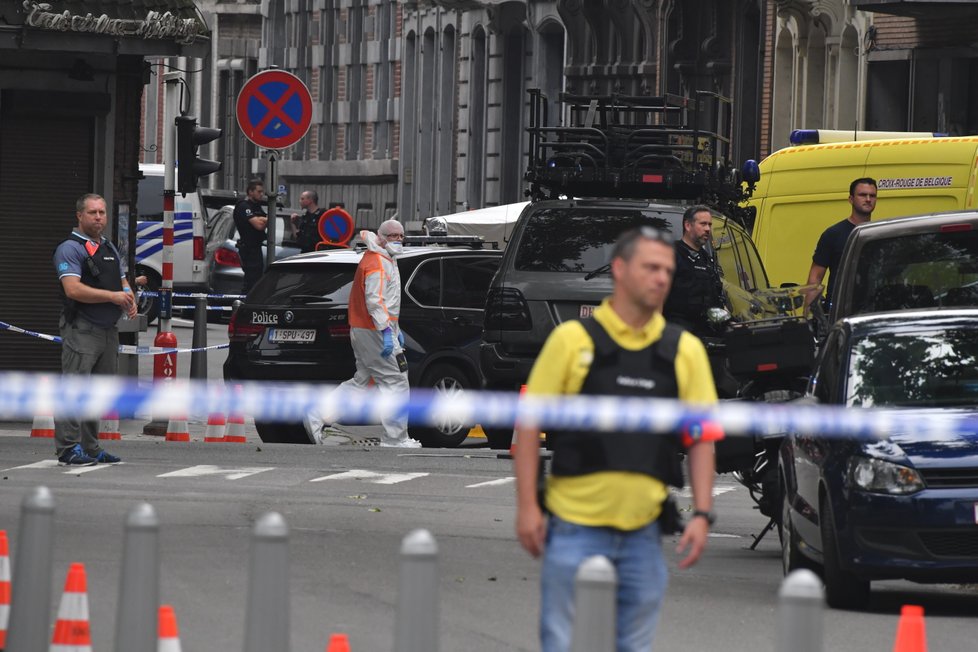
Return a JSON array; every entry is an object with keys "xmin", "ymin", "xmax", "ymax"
[{"xmin": 0, "ymin": 112, "xmax": 94, "ymax": 371}]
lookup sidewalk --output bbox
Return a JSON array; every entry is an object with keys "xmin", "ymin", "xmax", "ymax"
[{"xmin": 0, "ymin": 416, "xmax": 262, "ymax": 443}]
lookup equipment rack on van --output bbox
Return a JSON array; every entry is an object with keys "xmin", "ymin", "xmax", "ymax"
[{"xmin": 524, "ymin": 89, "xmax": 755, "ymax": 222}]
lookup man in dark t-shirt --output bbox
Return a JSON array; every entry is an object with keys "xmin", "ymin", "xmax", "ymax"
[
  {"xmin": 233, "ymin": 179, "xmax": 268, "ymax": 293},
  {"xmin": 803, "ymin": 177, "xmax": 878, "ymax": 315},
  {"xmin": 290, "ymin": 189, "xmax": 326, "ymax": 253}
]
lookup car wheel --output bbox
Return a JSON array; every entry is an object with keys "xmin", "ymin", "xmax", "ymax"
[
  {"xmin": 255, "ymin": 420, "xmax": 312, "ymax": 444},
  {"xmin": 780, "ymin": 476, "xmax": 818, "ymax": 575},
  {"xmin": 820, "ymin": 491, "xmax": 871, "ymax": 609},
  {"xmin": 412, "ymin": 363, "xmax": 474, "ymax": 448},
  {"xmin": 136, "ymin": 266, "xmax": 160, "ymax": 324}
]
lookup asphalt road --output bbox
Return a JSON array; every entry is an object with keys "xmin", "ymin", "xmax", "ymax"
[{"xmin": 2, "ymin": 439, "xmax": 978, "ymax": 651}]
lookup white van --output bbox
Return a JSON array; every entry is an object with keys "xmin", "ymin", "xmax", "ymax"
[{"xmin": 135, "ymin": 163, "xmax": 236, "ymax": 320}]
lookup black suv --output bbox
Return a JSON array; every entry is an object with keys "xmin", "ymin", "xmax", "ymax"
[
  {"xmin": 478, "ymin": 89, "xmax": 809, "ymax": 449},
  {"xmin": 224, "ymin": 238, "xmax": 502, "ymax": 447}
]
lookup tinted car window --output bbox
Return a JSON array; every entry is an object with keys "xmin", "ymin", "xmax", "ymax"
[
  {"xmin": 514, "ymin": 209, "xmax": 677, "ymax": 273},
  {"xmin": 442, "ymin": 256, "xmax": 498, "ymax": 309},
  {"xmin": 137, "ymin": 175, "xmax": 164, "ymax": 220},
  {"xmin": 408, "ymin": 259, "xmax": 441, "ymax": 306},
  {"xmin": 248, "ymin": 263, "xmax": 358, "ymax": 304},
  {"xmin": 852, "ymin": 230, "xmax": 978, "ymax": 314},
  {"xmin": 847, "ymin": 326, "xmax": 978, "ymax": 408}
]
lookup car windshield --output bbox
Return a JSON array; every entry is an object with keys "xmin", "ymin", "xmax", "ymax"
[
  {"xmin": 248, "ymin": 263, "xmax": 358, "ymax": 304},
  {"xmin": 851, "ymin": 229, "xmax": 978, "ymax": 314},
  {"xmin": 846, "ymin": 326, "xmax": 978, "ymax": 408},
  {"xmin": 514, "ymin": 208, "xmax": 678, "ymax": 273}
]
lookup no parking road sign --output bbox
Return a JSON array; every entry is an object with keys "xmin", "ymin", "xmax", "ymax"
[{"xmin": 236, "ymin": 70, "xmax": 312, "ymax": 149}]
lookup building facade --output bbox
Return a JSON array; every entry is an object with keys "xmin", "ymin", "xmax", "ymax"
[{"xmin": 398, "ymin": 0, "xmax": 770, "ymax": 223}]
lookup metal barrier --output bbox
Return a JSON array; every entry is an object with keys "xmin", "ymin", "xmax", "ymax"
[{"xmin": 4, "ymin": 486, "xmax": 835, "ymax": 651}]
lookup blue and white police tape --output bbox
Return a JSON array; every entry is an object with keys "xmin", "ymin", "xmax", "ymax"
[
  {"xmin": 139, "ymin": 291, "xmax": 246, "ymax": 300},
  {"xmin": 1, "ymin": 372, "xmax": 976, "ymax": 440},
  {"xmin": 0, "ymin": 320, "xmax": 228, "ymax": 355},
  {"xmin": 171, "ymin": 304, "xmax": 234, "ymax": 312}
]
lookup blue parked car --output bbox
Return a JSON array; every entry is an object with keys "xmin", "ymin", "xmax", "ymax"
[{"xmin": 779, "ymin": 309, "xmax": 978, "ymax": 609}]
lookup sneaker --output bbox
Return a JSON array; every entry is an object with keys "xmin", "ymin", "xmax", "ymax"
[
  {"xmin": 93, "ymin": 450, "xmax": 121, "ymax": 464},
  {"xmin": 379, "ymin": 437, "xmax": 423, "ymax": 449},
  {"xmin": 58, "ymin": 444, "xmax": 97, "ymax": 466},
  {"xmin": 303, "ymin": 412, "xmax": 326, "ymax": 444}
]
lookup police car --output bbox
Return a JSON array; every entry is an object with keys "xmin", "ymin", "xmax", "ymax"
[{"xmin": 135, "ymin": 163, "xmax": 236, "ymax": 321}]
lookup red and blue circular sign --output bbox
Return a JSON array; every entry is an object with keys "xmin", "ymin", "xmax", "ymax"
[
  {"xmin": 318, "ymin": 208, "xmax": 355, "ymax": 247},
  {"xmin": 236, "ymin": 70, "xmax": 312, "ymax": 150}
]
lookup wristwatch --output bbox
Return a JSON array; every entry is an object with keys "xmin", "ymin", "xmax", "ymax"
[{"xmin": 692, "ymin": 509, "xmax": 716, "ymax": 526}]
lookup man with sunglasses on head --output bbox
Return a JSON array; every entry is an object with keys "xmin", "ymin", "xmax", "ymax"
[
  {"xmin": 514, "ymin": 226, "xmax": 722, "ymax": 652},
  {"xmin": 52, "ymin": 193, "xmax": 135, "ymax": 466},
  {"xmin": 663, "ymin": 204, "xmax": 725, "ymax": 339}
]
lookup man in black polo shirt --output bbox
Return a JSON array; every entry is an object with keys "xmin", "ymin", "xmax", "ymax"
[
  {"xmin": 233, "ymin": 179, "xmax": 268, "ymax": 293},
  {"xmin": 52, "ymin": 193, "xmax": 136, "ymax": 466},
  {"xmin": 803, "ymin": 177, "xmax": 878, "ymax": 314},
  {"xmin": 290, "ymin": 190, "xmax": 327, "ymax": 253}
]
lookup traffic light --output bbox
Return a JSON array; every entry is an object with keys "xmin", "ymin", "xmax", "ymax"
[{"xmin": 175, "ymin": 115, "xmax": 222, "ymax": 196}]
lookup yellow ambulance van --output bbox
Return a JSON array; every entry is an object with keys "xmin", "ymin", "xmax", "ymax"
[{"xmin": 745, "ymin": 134, "xmax": 978, "ymax": 287}]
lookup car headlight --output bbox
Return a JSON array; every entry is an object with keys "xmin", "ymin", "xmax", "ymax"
[{"xmin": 848, "ymin": 457, "xmax": 924, "ymax": 495}]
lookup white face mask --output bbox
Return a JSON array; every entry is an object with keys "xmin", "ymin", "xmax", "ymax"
[{"xmin": 385, "ymin": 241, "xmax": 403, "ymax": 256}]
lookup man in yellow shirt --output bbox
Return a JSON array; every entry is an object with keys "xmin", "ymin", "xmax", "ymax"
[{"xmin": 514, "ymin": 226, "xmax": 721, "ymax": 652}]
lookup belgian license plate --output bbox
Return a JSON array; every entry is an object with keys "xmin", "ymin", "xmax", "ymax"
[
  {"xmin": 268, "ymin": 328, "xmax": 316, "ymax": 343},
  {"xmin": 579, "ymin": 304, "xmax": 598, "ymax": 318}
]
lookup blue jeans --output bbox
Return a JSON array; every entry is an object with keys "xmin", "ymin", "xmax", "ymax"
[{"xmin": 541, "ymin": 515, "xmax": 668, "ymax": 652}]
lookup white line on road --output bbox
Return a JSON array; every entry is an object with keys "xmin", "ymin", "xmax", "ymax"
[
  {"xmin": 673, "ymin": 485, "xmax": 738, "ymax": 499},
  {"xmin": 157, "ymin": 465, "xmax": 274, "ymax": 480},
  {"xmin": 466, "ymin": 477, "xmax": 515, "ymax": 488},
  {"xmin": 3, "ymin": 459, "xmax": 113, "ymax": 475},
  {"xmin": 310, "ymin": 469, "xmax": 429, "ymax": 485}
]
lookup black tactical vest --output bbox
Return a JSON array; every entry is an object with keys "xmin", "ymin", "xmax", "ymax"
[
  {"xmin": 59, "ymin": 234, "xmax": 123, "ymax": 324},
  {"xmin": 548, "ymin": 317, "xmax": 686, "ymax": 487}
]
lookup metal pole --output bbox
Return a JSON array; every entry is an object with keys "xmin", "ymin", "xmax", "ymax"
[
  {"xmin": 776, "ymin": 569, "xmax": 824, "ymax": 652},
  {"xmin": 570, "ymin": 555, "xmax": 617, "ymax": 652},
  {"xmin": 190, "ymin": 295, "xmax": 207, "ymax": 380},
  {"xmin": 244, "ymin": 512, "xmax": 290, "ymax": 652},
  {"xmin": 266, "ymin": 150, "xmax": 278, "ymax": 268},
  {"xmin": 144, "ymin": 71, "xmax": 182, "ymax": 436},
  {"xmin": 394, "ymin": 529, "xmax": 439, "ymax": 652},
  {"xmin": 114, "ymin": 502, "xmax": 160, "ymax": 652},
  {"xmin": 5, "ymin": 486, "xmax": 55, "ymax": 652}
]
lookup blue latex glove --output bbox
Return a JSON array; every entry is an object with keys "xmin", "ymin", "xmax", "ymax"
[
  {"xmin": 380, "ymin": 326, "xmax": 394, "ymax": 358},
  {"xmin": 397, "ymin": 328, "xmax": 405, "ymax": 348}
]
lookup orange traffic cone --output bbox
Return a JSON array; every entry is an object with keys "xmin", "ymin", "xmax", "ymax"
[
  {"xmin": 30, "ymin": 412, "xmax": 55, "ymax": 438},
  {"xmin": 224, "ymin": 386, "xmax": 246, "ymax": 443},
  {"xmin": 326, "ymin": 632, "xmax": 351, "ymax": 652},
  {"xmin": 157, "ymin": 604, "xmax": 182, "ymax": 652},
  {"xmin": 165, "ymin": 415, "xmax": 191, "ymax": 442},
  {"xmin": 893, "ymin": 604, "xmax": 928, "ymax": 652},
  {"xmin": 98, "ymin": 411, "xmax": 122, "ymax": 440},
  {"xmin": 0, "ymin": 530, "xmax": 10, "ymax": 650},
  {"xmin": 51, "ymin": 562, "xmax": 92, "ymax": 652},
  {"xmin": 203, "ymin": 413, "xmax": 227, "ymax": 443}
]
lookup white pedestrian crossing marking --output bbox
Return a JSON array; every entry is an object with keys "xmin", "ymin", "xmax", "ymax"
[
  {"xmin": 310, "ymin": 469, "xmax": 429, "ymax": 485},
  {"xmin": 3, "ymin": 459, "xmax": 112, "ymax": 475},
  {"xmin": 466, "ymin": 477, "xmax": 515, "ymax": 488},
  {"xmin": 673, "ymin": 485, "xmax": 737, "ymax": 499},
  {"xmin": 157, "ymin": 465, "xmax": 274, "ymax": 480}
]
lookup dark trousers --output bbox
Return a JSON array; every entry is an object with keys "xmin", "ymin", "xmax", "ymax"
[
  {"xmin": 55, "ymin": 315, "xmax": 118, "ymax": 456},
  {"xmin": 239, "ymin": 245, "xmax": 264, "ymax": 294}
]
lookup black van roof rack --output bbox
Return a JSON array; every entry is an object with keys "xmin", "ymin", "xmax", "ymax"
[{"xmin": 525, "ymin": 89, "xmax": 752, "ymax": 217}]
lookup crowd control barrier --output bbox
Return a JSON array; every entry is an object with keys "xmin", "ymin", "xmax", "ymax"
[
  {"xmin": 5, "ymin": 486, "xmax": 932, "ymax": 651},
  {"xmin": 0, "ymin": 371, "xmax": 976, "ymax": 442}
]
